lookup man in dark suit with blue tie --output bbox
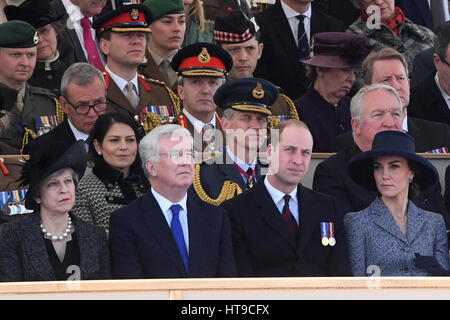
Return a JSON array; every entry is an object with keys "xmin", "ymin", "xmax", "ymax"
[
  {"xmin": 221, "ymin": 119, "xmax": 352, "ymax": 276},
  {"xmin": 109, "ymin": 123, "xmax": 236, "ymax": 278}
]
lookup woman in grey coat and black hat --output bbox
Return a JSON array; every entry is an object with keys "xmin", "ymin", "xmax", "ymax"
[
  {"xmin": 344, "ymin": 130, "xmax": 449, "ymax": 276},
  {"xmin": 0, "ymin": 139, "xmax": 110, "ymax": 282}
]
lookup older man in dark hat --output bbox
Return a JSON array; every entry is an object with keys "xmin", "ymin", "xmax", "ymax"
[
  {"xmin": 0, "ymin": 20, "xmax": 61, "ymax": 152},
  {"xmin": 189, "ymin": 77, "xmax": 277, "ymax": 205},
  {"xmin": 214, "ymin": 10, "xmax": 299, "ymax": 127},
  {"xmin": 172, "ymin": 42, "xmax": 232, "ymax": 153},
  {"xmin": 92, "ymin": 4, "xmax": 180, "ymax": 131},
  {"xmin": 139, "ymin": 0, "xmax": 185, "ymax": 92},
  {"xmin": 294, "ymin": 32, "xmax": 371, "ymax": 152}
]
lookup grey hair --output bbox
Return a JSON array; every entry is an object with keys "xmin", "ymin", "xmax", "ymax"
[
  {"xmin": 350, "ymin": 83, "xmax": 403, "ymax": 123},
  {"xmin": 221, "ymin": 108, "xmax": 235, "ymax": 119},
  {"xmin": 0, "ymin": 110, "xmax": 11, "ymax": 130},
  {"xmin": 139, "ymin": 124, "xmax": 193, "ymax": 179},
  {"xmin": 60, "ymin": 62, "xmax": 106, "ymax": 97}
]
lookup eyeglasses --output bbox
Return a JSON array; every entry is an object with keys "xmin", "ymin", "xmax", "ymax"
[
  {"xmin": 63, "ymin": 96, "xmax": 108, "ymax": 115},
  {"xmin": 439, "ymin": 55, "xmax": 450, "ymax": 67},
  {"xmin": 362, "ymin": 0, "xmax": 376, "ymax": 3},
  {"xmin": 160, "ymin": 148, "xmax": 194, "ymax": 160}
]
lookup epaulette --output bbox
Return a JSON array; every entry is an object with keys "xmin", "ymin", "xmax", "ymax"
[
  {"xmin": 279, "ymin": 93, "xmax": 299, "ymax": 120},
  {"xmin": 139, "ymin": 74, "xmax": 181, "ymax": 116},
  {"xmin": 192, "ymin": 164, "xmax": 242, "ymax": 206}
]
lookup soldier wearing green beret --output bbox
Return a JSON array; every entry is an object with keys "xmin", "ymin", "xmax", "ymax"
[
  {"xmin": 139, "ymin": 0, "xmax": 186, "ymax": 92},
  {"xmin": 0, "ymin": 21, "xmax": 61, "ymax": 153}
]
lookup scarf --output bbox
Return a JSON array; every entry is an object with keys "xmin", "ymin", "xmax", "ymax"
[{"xmin": 361, "ymin": 6, "xmax": 405, "ymax": 36}]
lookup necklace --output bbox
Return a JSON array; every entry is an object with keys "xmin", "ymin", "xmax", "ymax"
[{"xmin": 40, "ymin": 216, "xmax": 72, "ymax": 241}]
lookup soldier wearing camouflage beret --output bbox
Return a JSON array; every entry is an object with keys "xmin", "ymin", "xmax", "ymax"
[
  {"xmin": 92, "ymin": 4, "xmax": 181, "ymax": 134},
  {"xmin": 0, "ymin": 21, "xmax": 62, "ymax": 153}
]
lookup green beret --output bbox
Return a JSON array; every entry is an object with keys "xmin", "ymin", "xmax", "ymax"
[
  {"xmin": 0, "ymin": 21, "xmax": 39, "ymax": 48},
  {"xmin": 143, "ymin": 0, "xmax": 184, "ymax": 22}
]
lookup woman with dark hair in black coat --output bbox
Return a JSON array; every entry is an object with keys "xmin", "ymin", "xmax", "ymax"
[{"xmin": 72, "ymin": 113, "xmax": 149, "ymax": 234}]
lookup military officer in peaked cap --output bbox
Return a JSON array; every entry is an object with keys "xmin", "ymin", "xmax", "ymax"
[
  {"xmin": 0, "ymin": 21, "xmax": 61, "ymax": 153},
  {"xmin": 189, "ymin": 77, "xmax": 278, "ymax": 205},
  {"xmin": 214, "ymin": 10, "xmax": 299, "ymax": 128},
  {"xmin": 172, "ymin": 42, "xmax": 232, "ymax": 155},
  {"xmin": 92, "ymin": 4, "xmax": 181, "ymax": 134}
]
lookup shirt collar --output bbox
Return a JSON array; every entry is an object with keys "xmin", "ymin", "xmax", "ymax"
[
  {"xmin": 402, "ymin": 115, "xmax": 408, "ymax": 132},
  {"xmin": 281, "ymin": 0, "xmax": 312, "ymax": 19},
  {"xmin": 435, "ymin": 72, "xmax": 450, "ymax": 102},
  {"xmin": 67, "ymin": 118, "xmax": 89, "ymax": 142},
  {"xmin": 226, "ymin": 146, "xmax": 256, "ymax": 171},
  {"xmin": 62, "ymin": 0, "xmax": 86, "ymax": 22},
  {"xmin": 105, "ymin": 65, "xmax": 139, "ymax": 95},
  {"xmin": 182, "ymin": 108, "xmax": 216, "ymax": 134},
  {"xmin": 263, "ymin": 176, "xmax": 298, "ymax": 206},
  {"xmin": 147, "ymin": 47, "xmax": 178, "ymax": 66},
  {"xmin": 151, "ymin": 187, "xmax": 188, "ymax": 215}
]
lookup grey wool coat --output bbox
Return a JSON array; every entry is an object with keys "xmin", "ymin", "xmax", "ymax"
[
  {"xmin": 344, "ymin": 198, "xmax": 449, "ymax": 276},
  {"xmin": 0, "ymin": 213, "xmax": 110, "ymax": 282}
]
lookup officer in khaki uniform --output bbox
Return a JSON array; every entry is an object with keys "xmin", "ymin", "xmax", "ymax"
[
  {"xmin": 139, "ymin": 0, "xmax": 185, "ymax": 93},
  {"xmin": 171, "ymin": 42, "xmax": 232, "ymax": 154},
  {"xmin": 214, "ymin": 10, "xmax": 299, "ymax": 127},
  {"xmin": 0, "ymin": 21, "xmax": 60, "ymax": 152},
  {"xmin": 92, "ymin": 4, "xmax": 180, "ymax": 133}
]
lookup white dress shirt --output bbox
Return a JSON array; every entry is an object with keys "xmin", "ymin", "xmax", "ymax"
[
  {"xmin": 61, "ymin": 0, "xmax": 101, "ymax": 62},
  {"xmin": 151, "ymin": 187, "xmax": 189, "ymax": 253},
  {"xmin": 182, "ymin": 108, "xmax": 216, "ymax": 134},
  {"xmin": 105, "ymin": 65, "xmax": 139, "ymax": 97},
  {"xmin": 280, "ymin": 0, "xmax": 312, "ymax": 47},
  {"xmin": 226, "ymin": 147, "xmax": 256, "ymax": 183},
  {"xmin": 264, "ymin": 177, "xmax": 299, "ymax": 224},
  {"xmin": 435, "ymin": 71, "xmax": 450, "ymax": 111},
  {"xmin": 67, "ymin": 118, "xmax": 90, "ymax": 151}
]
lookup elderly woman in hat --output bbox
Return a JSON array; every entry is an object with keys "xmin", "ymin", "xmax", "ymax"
[
  {"xmin": 347, "ymin": 0, "xmax": 435, "ymax": 85},
  {"xmin": 344, "ymin": 130, "xmax": 449, "ymax": 276},
  {"xmin": 294, "ymin": 32, "xmax": 371, "ymax": 152},
  {"xmin": 4, "ymin": 0, "xmax": 77, "ymax": 96},
  {"xmin": 0, "ymin": 140, "xmax": 110, "ymax": 282}
]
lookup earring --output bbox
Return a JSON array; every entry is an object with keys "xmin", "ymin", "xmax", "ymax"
[
  {"xmin": 35, "ymin": 199, "xmax": 41, "ymax": 204},
  {"xmin": 409, "ymin": 177, "xmax": 414, "ymax": 184},
  {"xmin": 98, "ymin": 152, "xmax": 102, "ymax": 156}
]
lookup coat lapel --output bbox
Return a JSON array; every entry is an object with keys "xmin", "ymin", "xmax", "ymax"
[
  {"xmin": 24, "ymin": 214, "xmax": 56, "ymax": 280},
  {"xmin": 74, "ymin": 215, "xmax": 98, "ymax": 277},
  {"xmin": 296, "ymin": 185, "xmax": 319, "ymax": 254},
  {"xmin": 252, "ymin": 181, "xmax": 297, "ymax": 250},
  {"xmin": 370, "ymin": 198, "xmax": 408, "ymax": 243},
  {"xmin": 405, "ymin": 201, "xmax": 426, "ymax": 244},
  {"xmin": 139, "ymin": 193, "xmax": 188, "ymax": 276}
]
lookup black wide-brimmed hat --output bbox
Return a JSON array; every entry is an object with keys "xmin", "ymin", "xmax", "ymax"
[
  {"xmin": 302, "ymin": 32, "xmax": 372, "ymax": 69},
  {"xmin": 214, "ymin": 78, "xmax": 277, "ymax": 116},
  {"xmin": 4, "ymin": 0, "xmax": 64, "ymax": 29},
  {"xmin": 347, "ymin": 130, "xmax": 438, "ymax": 191},
  {"xmin": 172, "ymin": 42, "xmax": 233, "ymax": 78},
  {"xmin": 19, "ymin": 140, "xmax": 88, "ymax": 210}
]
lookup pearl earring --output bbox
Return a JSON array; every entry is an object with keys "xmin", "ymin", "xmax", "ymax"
[
  {"xmin": 409, "ymin": 177, "xmax": 414, "ymax": 184},
  {"xmin": 98, "ymin": 152, "xmax": 102, "ymax": 156}
]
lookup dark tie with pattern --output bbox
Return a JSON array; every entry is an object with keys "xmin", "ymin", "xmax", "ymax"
[
  {"xmin": 282, "ymin": 195, "xmax": 298, "ymax": 236},
  {"xmin": 170, "ymin": 204, "xmax": 189, "ymax": 273},
  {"xmin": 296, "ymin": 15, "xmax": 310, "ymax": 60}
]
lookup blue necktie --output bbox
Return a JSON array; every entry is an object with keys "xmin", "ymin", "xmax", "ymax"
[
  {"xmin": 170, "ymin": 204, "xmax": 189, "ymax": 273},
  {"xmin": 296, "ymin": 15, "xmax": 310, "ymax": 60}
]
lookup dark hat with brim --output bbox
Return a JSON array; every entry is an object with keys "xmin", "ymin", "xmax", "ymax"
[
  {"xmin": 214, "ymin": 11, "xmax": 256, "ymax": 44},
  {"xmin": 20, "ymin": 140, "xmax": 87, "ymax": 210},
  {"xmin": 92, "ymin": 4, "xmax": 153, "ymax": 35},
  {"xmin": 4, "ymin": 0, "xmax": 64, "ymax": 29},
  {"xmin": 214, "ymin": 78, "xmax": 277, "ymax": 116},
  {"xmin": 143, "ymin": 0, "xmax": 184, "ymax": 21},
  {"xmin": 172, "ymin": 42, "xmax": 233, "ymax": 78},
  {"xmin": 0, "ymin": 21, "xmax": 39, "ymax": 48},
  {"xmin": 302, "ymin": 32, "xmax": 372, "ymax": 69},
  {"xmin": 347, "ymin": 130, "xmax": 438, "ymax": 191}
]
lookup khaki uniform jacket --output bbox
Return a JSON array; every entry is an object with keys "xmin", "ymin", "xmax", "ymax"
[
  {"xmin": 138, "ymin": 50, "xmax": 178, "ymax": 93},
  {"xmin": 0, "ymin": 84, "xmax": 58, "ymax": 151}
]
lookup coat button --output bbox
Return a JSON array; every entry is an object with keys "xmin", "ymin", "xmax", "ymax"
[{"xmin": 108, "ymin": 183, "xmax": 113, "ymax": 188}]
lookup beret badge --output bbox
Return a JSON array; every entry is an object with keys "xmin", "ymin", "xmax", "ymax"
[
  {"xmin": 198, "ymin": 47, "xmax": 211, "ymax": 64},
  {"xmin": 252, "ymin": 82, "xmax": 264, "ymax": 99},
  {"xmin": 33, "ymin": 31, "xmax": 39, "ymax": 45}
]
